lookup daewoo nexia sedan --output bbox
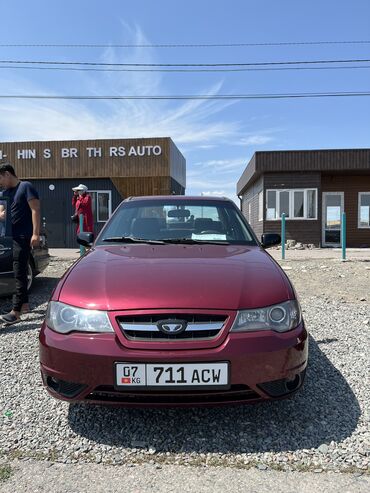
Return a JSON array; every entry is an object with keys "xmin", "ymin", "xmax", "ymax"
[{"xmin": 39, "ymin": 196, "xmax": 308, "ymax": 407}]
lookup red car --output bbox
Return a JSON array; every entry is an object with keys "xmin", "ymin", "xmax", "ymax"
[{"xmin": 39, "ymin": 196, "xmax": 308, "ymax": 407}]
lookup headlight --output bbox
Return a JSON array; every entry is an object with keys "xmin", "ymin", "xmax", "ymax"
[
  {"xmin": 231, "ymin": 300, "xmax": 301, "ymax": 333},
  {"xmin": 46, "ymin": 301, "xmax": 114, "ymax": 334}
]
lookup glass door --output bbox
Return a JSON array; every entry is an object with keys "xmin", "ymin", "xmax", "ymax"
[
  {"xmin": 322, "ymin": 192, "xmax": 344, "ymax": 247},
  {"xmin": 89, "ymin": 191, "xmax": 112, "ymax": 223},
  {"xmin": 89, "ymin": 190, "xmax": 112, "ymax": 238}
]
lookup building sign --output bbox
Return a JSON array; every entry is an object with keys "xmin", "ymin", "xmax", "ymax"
[
  {"xmin": 0, "ymin": 145, "xmax": 162, "ymax": 160},
  {"xmin": 0, "ymin": 137, "xmax": 185, "ymax": 185}
]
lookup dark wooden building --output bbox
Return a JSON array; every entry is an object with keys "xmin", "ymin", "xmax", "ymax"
[
  {"xmin": 237, "ymin": 149, "xmax": 370, "ymax": 248},
  {"xmin": 0, "ymin": 137, "xmax": 186, "ymax": 247}
]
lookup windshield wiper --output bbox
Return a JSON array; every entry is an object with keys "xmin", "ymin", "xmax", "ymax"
[
  {"xmin": 102, "ymin": 236, "xmax": 165, "ymax": 244},
  {"xmin": 161, "ymin": 238, "xmax": 230, "ymax": 245},
  {"xmin": 102, "ymin": 236, "xmax": 230, "ymax": 245}
]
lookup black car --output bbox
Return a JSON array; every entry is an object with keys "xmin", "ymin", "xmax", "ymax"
[{"xmin": 0, "ymin": 196, "xmax": 49, "ymax": 296}]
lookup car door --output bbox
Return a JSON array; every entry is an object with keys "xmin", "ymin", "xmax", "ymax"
[{"xmin": 0, "ymin": 197, "xmax": 15, "ymax": 296}]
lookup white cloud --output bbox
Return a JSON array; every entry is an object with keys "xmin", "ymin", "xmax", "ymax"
[
  {"xmin": 0, "ymin": 95, "xmax": 240, "ymax": 147},
  {"xmin": 0, "ymin": 26, "xmax": 241, "ymax": 149},
  {"xmin": 195, "ymin": 144, "xmax": 218, "ymax": 150},
  {"xmin": 187, "ymin": 178, "xmax": 234, "ymax": 188},
  {"xmin": 233, "ymin": 128, "xmax": 284, "ymax": 147},
  {"xmin": 187, "ymin": 171, "xmax": 241, "ymax": 203},
  {"xmin": 0, "ymin": 23, "xmax": 279, "ymax": 210},
  {"xmin": 201, "ymin": 190, "xmax": 226, "ymax": 196},
  {"xmin": 200, "ymin": 190, "xmax": 239, "ymax": 204},
  {"xmin": 238, "ymin": 135, "xmax": 274, "ymax": 145},
  {"xmin": 194, "ymin": 158, "xmax": 246, "ymax": 172},
  {"xmin": 0, "ymin": 87, "xmax": 240, "ymax": 147}
]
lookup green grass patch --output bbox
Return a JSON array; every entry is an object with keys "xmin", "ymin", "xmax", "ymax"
[{"xmin": 0, "ymin": 464, "xmax": 12, "ymax": 482}]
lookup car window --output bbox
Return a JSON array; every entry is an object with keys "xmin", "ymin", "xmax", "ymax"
[{"xmin": 97, "ymin": 199, "xmax": 256, "ymax": 245}]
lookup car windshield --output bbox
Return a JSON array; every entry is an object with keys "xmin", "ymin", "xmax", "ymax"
[{"xmin": 96, "ymin": 199, "xmax": 256, "ymax": 246}]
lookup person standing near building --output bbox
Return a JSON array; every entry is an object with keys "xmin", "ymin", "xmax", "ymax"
[
  {"xmin": 72, "ymin": 184, "xmax": 94, "ymax": 235},
  {"xmin": 0, "ymin": 163, "xmax": 40, "ymax": 326}
]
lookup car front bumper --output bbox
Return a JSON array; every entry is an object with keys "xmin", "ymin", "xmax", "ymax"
[{"xmin": 39, "ymin": 321, "xmax": 308, "ymax": 407}]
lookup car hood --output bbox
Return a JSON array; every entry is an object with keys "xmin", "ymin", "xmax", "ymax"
[{"xmin": 57, "ymin": 245, "xmax": 293, "ymax": 311}]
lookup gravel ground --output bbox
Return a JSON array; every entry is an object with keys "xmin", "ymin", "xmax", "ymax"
[
  {"xmin": 0, "ymin": 254, "xmax": 369, "ymax": 476},
  {"xmin": 269, "ymin": 249, "xmax": 370, "ymax": 303}
]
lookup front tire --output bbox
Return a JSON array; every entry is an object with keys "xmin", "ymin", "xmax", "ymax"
[{"xmin": 27, "ymin": 262, "xmax": 35, "ymax": 292}]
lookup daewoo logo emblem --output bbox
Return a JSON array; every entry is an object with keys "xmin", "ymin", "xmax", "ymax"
[{"xmin": 157, "ymin": 319, "xmax": 187, "ymax": 334}]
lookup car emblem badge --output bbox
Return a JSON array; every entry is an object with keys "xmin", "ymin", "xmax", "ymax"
[{"xmin": 157, "ymin": 319, "xmax": 187, "ymax": 334}]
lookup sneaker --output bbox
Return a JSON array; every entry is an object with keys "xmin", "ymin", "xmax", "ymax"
[{"xmin": 1, "ymin": 312, "xmax": 21, "ymax": 326}]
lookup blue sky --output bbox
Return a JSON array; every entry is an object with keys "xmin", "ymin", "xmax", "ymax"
[{"xmin": 0, "ymin": 0, "xmax": 369, "ymax": 200}]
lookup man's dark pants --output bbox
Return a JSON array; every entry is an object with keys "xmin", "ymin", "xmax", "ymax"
[{"xmin": 12, "ymin": 237, "xmax": 31, "ymax": 312}]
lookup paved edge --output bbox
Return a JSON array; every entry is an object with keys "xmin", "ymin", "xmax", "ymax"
[{"xmin": 0, "ymin": 461, "xmax": 369, "ymax": 493}]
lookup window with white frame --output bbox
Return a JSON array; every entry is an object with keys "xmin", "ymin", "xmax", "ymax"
[
  {"xmin": 258, "ymin": 191, "xmax": 263, "ymax": 221},
  {"xmin": 89, "ymin": 190, "xmax": 112, "ymax": 223},
  {"xmin": 293, "ymin": 190, "xmax": 304, "ymax": 218},
  {"xmin": 248, "ymin": 201, "xmax": 252, "ymax": 222},
  {"xmin": 266, "ymin": 190, "xmax": 277, "ymax": 220},
  {"xmin": 358, "ymin": 192, "xmax": 370, "ymax": 228},
  {"xmin": 266, "ymin": 188, "xmax": 317, "ymax": 220}
]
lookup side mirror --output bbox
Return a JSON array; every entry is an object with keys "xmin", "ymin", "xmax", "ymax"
[
  {"xmin": 261, "ymin": 233, "xmax": 281, "ymax": 248},
  {"xmin": 77, "ymin": 232, "xmax": 94, "ymax": 247}
]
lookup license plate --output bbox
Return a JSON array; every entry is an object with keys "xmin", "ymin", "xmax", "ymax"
[{"xmin": 115, "ymin": 362, "xmax": 229, "ymax": 389}]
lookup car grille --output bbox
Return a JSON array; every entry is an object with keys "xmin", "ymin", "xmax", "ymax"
[
  {"xmin": 86, "ymin": 384, "xmax": 261, "ymax": 404},
  {"xmin": 117, "ymin": 314, "xmax": 227, "ymax": 341}
]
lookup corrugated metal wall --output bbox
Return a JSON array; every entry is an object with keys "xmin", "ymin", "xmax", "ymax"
[
  {"xmin": 31, "ymin": 178, "xmax": 122, "ymax": 248},
  {"xmin": 238, "ymin": 149, "xmax": 370, "ymax": 195},
  {"xmin": 241, "ymin": 176, "xmax": 264, "ymax": 239}
]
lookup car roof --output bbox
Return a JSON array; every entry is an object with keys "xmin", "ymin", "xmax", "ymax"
[{"xmin": 124, "ymin": 195, "xmax": 233, "ymax": 203}]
